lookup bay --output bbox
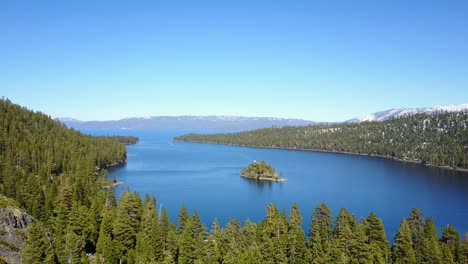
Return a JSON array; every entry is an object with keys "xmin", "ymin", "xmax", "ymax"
[{"xmin": 85, "ymin": 129, "xmax": 468, "ymax": 239}]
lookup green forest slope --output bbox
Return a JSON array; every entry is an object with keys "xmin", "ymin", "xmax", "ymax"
[{"xmin": 175, "ymin": 111, "xmax": 468, "ymax": 170}]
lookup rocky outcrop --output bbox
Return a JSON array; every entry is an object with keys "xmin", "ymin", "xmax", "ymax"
[{"xmin": 0, "ymin": 206, "xmax": 34, "ymax": 264}]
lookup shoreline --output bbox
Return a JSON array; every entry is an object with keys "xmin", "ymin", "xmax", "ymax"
[
  {"xmin": 103, "ymin": 158, "xmax": 127, "ymax": 169},
  {"xmin": 102, "ymin": 180, "xmax": 123, "ymax": 189},
  {"xmin": 241, "ymin": 174, "xmax": 287, "ymax": 182},
  {"xmin": 174, "ymin": 139, "xmax": 468, "ymax": 173}
]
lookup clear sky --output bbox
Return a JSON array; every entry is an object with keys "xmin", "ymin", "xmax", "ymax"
[{"xmin": 1, "ymin": 0, "xmax": 467, "ymax": 121}]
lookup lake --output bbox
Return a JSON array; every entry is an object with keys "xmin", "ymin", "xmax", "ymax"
[{"xmin": 86, "ymin": 129, "xmax": 468, "ymax": 240}]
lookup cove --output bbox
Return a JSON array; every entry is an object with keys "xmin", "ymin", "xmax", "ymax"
[{"xmin": 85, "ymin": 129, "xmax": 468, "ymax": 239}]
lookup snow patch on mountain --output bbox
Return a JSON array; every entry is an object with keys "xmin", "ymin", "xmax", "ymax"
[{"xmin": 349, "ymin": 104, "xmax": 468, "ymax": 122}]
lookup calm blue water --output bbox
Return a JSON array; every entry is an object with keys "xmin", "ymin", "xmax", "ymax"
[{"xmin": 86, "ymin": 129, "xmax": 468, "ymax": 240}]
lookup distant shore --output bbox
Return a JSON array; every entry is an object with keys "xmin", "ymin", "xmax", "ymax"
[{"xmin": 174, "ymin": 139, "xmax": 468, "ymax": 173}]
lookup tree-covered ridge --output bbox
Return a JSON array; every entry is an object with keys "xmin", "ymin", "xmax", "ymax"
[
  {"xmin": 175, "ymin": 111, "xmax": 468, "ymax": 170},
  {"xmin": 100, "ymin": 136, "xmax": 139, "ymax": 145},
  {"xmin": 241, "ymin": 160, "xmax": 282, "ymax": 181},
  {"xmin": 0, "ymin": 99, "xmax": 126, "ymax": 233}
]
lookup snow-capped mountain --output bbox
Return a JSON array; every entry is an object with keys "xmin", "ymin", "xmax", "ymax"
[
  {"xmin": 347, "ymin": 104, "xmax": 468, "ymax": 123},
  {"xmin": 59, "ymin": 116, "xmax": 319, "ymax": 130}
]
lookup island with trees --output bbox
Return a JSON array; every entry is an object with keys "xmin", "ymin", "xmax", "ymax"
[{"xmin": 241, "ymin": 160, "xmax": 285, "ymax": 182}]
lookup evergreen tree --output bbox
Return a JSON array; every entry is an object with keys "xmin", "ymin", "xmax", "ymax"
[
  {"xmin": 349, "ymin": 223, "xmax": 372, "ymax": 264},
  {"xmin": 21, "ymin": 222, "xmax": 56, "ymax": 264},
  {"xmin": 408, "ymin": 207, "xmax": 425, "ymax": 262},
  {"xmin": 393, "ymin": 219, "xmax": 417, "ymax": 264},
  {"xmin": 420, "ymin": 217, "xmax": 441, "ymax": 264},
  {"xmin": 334, "ymin": 208, "xmax": 355, "ymax": 262},
  {"xmin": 288, "ymin": 203, "xmax": 310, "ymax": 264},
  {"xmin": 135, "ymin": 194, "xmax": 159, "ymax": 263},
  {"xmin": 223, "ymin": 218, "xmax": 241, "ymax": 264},
  {"xmin": 113, "ymin": 192, "xmax": 141, "ymax": 263},
  {"xmin": 308, "ymin": 203, "xmax": 333, "ymax": 263},
  {"xmin": 178, "ymin": 205, "xmax": 190, "ymax": 235},
  {"xmin": 461, "ymin": 233, "xmax": 468, "ymax": 264},
  {"xmin": 178, "ymin": 215, "xmax": 196, "ymax": 264},
  {"xmin": 441, "ymin": 224, "xmax": 462, "ymax": 263},
  {"xmin": 163, "ymin": 223, "xmax": 178, "ymax": 264},
  {"xmin": 259, "ymin": 203, "xmax": 288, "ymax": 263},
  {"xmin": 64, "ymin": 202, "xmax": 88, "ymax": 263},
  {"xmin": 441, "ymin": 243, "xmax": 455, "ymax": 264},
  {"xmin": 205, "ymin": 218, "xmax": 224, "ymax": 264},
  {"xmin": 239, "ymin": 219, "xmax": 262, "ymax": 264},
  {"xmin": 160, "ymin": 207, "xmax": 169, "ymax": 249},
  {"xmin": 366, "ymin": 212, "xmax": 389, "ymax": 261},
  {"xmin": 96, "ymin": 208, "xmax": 115, "ymax": 257}
]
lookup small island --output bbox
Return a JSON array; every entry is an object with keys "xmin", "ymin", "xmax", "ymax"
[{"xmin": 241, "ymin": 160, "xmax": 286, "ymax": 182}]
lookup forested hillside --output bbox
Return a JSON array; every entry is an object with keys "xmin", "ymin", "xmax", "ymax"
[
  {"xmin": 176, "ymin": 111, "xmax": 468, "ymax": 170},
  {"xmin": 0, "ymin": 99, "xmax": 129, "ymax": 262}
]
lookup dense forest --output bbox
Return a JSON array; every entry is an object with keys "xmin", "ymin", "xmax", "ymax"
[
  {"xmin": 25, "ymin": 192, "xmax": 468, "ymax": 264},
  {"xmin": 1, "ymin": 99, "xmax": 468, "ymax": 263},
  {"xmin": 175, "ymin": 111, "xmax": 468, "ymax": 170}
]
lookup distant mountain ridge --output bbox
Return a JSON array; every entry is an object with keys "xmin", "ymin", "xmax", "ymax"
[
  {"xmin": 347, "ymin": 104, "xmax": 468, "ymax": 122},
  {"xmin": 59, "ymin": 103, "xmax": 468, "ymax": 130},
  {"xmin": 59, "ymin": 115, "xmax": 319, "ymax": 130}
]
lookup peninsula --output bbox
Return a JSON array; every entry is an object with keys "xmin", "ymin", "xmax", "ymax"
[{"xmin": 240, "ymin": 160, "xmax": 286, "ymax": 182}]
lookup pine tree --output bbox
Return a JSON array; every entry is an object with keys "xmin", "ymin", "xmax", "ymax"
[
  {"xmin": 96, "ymin": 208, "xmax": 115, "ymax": 257},
  {"xmin": 191, "ymin": 211, "xmax": 208, "ymax": 262},
  {"xmin": 393, "ymin": 219, "xmax": 417, "ymax": 264},
  {"xmin": 288, "ymin": 203, "xmax": 310, "ymax": 264},
  {"xmin": 223, "ymin": 218, "xmax": 241, "ymax": 264},
  {"xmin": 21, "ymin": 222, "xmax": 56, "ymax": 264},
  {"xmin": 239, "ymin": 219, "xmax": 262, "ymax": 264},
  {"xmin": 408, "ymin": 207, "xmax": 425, "ymax": 262},
  {"xmin": 420, "ymin": 217, "xmax": 441, "ymax": 264},
  {"xmin": 259, "ymin": 204, "xmax": 288, "ymax": 263},
  {"xmin": 178, "ymin": 205, "xmax": 190, "ymax": 235},
  {"xmin": 461, "ymin": 233, "xmax": 468, "ymax": 264},
  {"xmin": 163, "ymin": 223, "xmax": 178, "ymax": 264},
  {"xmin": 135, "ymin": 194, "xmax": 159, "ymax": 263},
  {"xmin": 113, "ymin": 191, "xmax": 141, "ymax": 263},
  {"xmin": 333, "ymin": 208, "xmax": 355, "ymax": 262},
  {"xmin": 349, "ymin": 223, "xmax": 372, "ymax": 264},
  {"xmin": 178, "ymin": 216, "xmax": 196, "ymax": 264},
  {"xmin": 441, "ymin": 243, "xmax": 455, "ymax": 264},
  {"xmin": 205, "ymin": 218, "xmax": 223, "ymax": 263},
  {"xmin": 160, "ymin": 207, "xmax": 170, "ymax": 251},
  {"xmin": 52, "ymin": 181, "xmax": 73, "ymax": 262},
  {"xmin": 64, "ymin": 202, "xmax": 88, "ymax": 263},
  {"xmin": 441, "ymin": 224, "xmax": 462, "ymax": 263},
  {"xmin": 366, "ymin": 212, "xmax": 389, "ymax": 261},
  {"xmin": 308, "ymin": 203, "xmax": 333, "ymax": 263}
]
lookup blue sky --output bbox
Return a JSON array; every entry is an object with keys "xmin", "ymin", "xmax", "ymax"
[{"xmin": 1, "ymin": 0, "xmax": 467, "ymax": 121}]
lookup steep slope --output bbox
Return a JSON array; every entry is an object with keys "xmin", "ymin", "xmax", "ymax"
[
  {"xmin": 0, "ymin": 196, "xmax": 34, "ymax": 264},
  {"xmin": 176, "ymin": 111, "xmax": 468, "ymax": 170},
  {"xmin": 0, "ymin": 99, "xmax": 129, "ymax": 261}
]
